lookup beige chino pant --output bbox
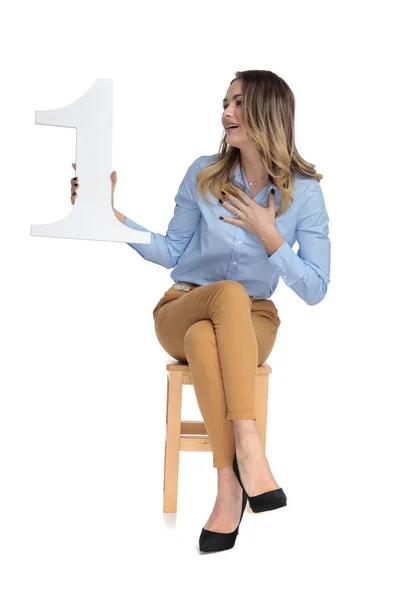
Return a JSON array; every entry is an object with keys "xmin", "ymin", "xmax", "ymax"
[{"xmin": 152, "ymin": 280, "xmax": 281, "ymax": 468}]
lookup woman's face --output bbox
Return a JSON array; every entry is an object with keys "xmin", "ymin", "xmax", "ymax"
[{"xmin": 222, "ymin": 80, "xmax": 247, "ymax": 146}]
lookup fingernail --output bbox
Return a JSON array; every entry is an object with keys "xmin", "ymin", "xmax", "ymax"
[
  {"xmin": 221, "ymin": 191, "xmax": 226, "ymax": 195},
  {"xmin": 271, "ymin": 188, "xmax": 275, "ymax": 195},
  {"xmin": 219, "ymin": 216, "xmax": 224, "ymax": 220},
  {"xmin": 218, "ymin": 199, "xmax": 223, "ymax": 204}
]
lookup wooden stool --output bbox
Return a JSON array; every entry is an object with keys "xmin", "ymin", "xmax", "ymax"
[{"xmin": 163, "ymin": 357, "xmax": 272, "ymax": 513}]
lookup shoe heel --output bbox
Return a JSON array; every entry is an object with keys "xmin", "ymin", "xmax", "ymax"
[{"xmin": 233, "ymin": 453, "xmax": 287, "ymax": 513}]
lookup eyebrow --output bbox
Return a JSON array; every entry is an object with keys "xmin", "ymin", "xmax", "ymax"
[{"xmin": 222, "ymin": 94, "xmax": 243, "ymax": 103}]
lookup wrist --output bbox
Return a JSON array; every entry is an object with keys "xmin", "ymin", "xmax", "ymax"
[
  {"xmin": 259, "ymin": 227, "xmax": 285, "ymax": 257},
  {"xmin": 113, "ymin": 207, "xmax": 126, "ymax": 224}
]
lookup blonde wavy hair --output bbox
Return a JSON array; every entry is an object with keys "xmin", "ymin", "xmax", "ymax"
[{"xmin": 195, "ymin": 70, "xmax": 323, "ymax": 218}]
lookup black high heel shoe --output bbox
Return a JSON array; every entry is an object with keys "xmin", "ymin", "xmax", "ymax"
[
  {"xmin": 199, "ymin": 489, "xmax": 248, "ymax": 553},
  {"xmin": 233, "ymin": 453, "xmax": 287, "ymax": 513}
]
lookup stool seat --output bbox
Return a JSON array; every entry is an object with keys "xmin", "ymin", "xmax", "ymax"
[{"xmin": 163, "ymin": 358, "xmax": 272, "ymax": 513}]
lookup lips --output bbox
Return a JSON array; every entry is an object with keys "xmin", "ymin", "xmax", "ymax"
[{"xmin": 226, "ymin": 125, "xmax": 240, "ymax": 133}]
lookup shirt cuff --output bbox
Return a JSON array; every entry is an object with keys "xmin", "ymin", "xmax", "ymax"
[
  {"xmin": 125, "ymin": 216, "xmax": 155, "ymax": 243},
  {"xmin": 266, "ymin": 241, "xmax": 307, "ymax": 286}
]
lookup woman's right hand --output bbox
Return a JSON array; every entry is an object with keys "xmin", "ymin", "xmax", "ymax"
[
  {"xmin": 70, "ymin": 163, "xmax": 117, "ymax": 208},
  {"xmin": 70, "ymin": 163, "xmax": 79, "ymax": 204}
]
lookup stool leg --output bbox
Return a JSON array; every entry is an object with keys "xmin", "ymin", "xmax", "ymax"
[
  {"xmin": 163, "ymin": 370, "xmax": 183, "ymax": 512},
  {"xmin": 255, "ymin": 374, "xmax": 269, "ymax": 450},
  {"xmin": 247, "ymin": 373, "xmax": 270, "ymax": 513}
]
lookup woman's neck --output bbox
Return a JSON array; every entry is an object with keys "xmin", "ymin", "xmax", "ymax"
[{"xmin": 238, "ymin": 151, "xmax": 269, "ymax": 184}]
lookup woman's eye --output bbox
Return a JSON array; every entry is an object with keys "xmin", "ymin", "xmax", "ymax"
[{"xmin": 223, "ymin": 101, "xmax": 242, "ymax": 110}]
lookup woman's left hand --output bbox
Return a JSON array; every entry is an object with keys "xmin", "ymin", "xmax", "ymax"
[{"xmin": 219, "ymin": 185, "xmax": 277, "ymax": 238}]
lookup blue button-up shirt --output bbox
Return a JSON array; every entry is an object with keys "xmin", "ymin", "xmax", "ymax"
[{"xmin": 125, "ymin": 154, "xmax": 331, "ymax": 305}]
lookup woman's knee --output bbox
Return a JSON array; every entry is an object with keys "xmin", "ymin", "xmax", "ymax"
[
  {"xmin": 210, "ymin": 280, "xmax": 251, "ymax": 305},
  {"xmin": 214, "ymin": 280, "xmax": 248, "ymax": 294}
]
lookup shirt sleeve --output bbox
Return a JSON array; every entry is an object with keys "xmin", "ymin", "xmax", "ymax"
[
  {"xmin": 266, "ymin": 179, "xmax": 331, "ymax": 306},
  {"xmin": 124, "ymin": 158, "xmax": 201, "ymax": 268}
]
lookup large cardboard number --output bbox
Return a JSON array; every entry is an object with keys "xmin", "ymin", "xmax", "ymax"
[{"xmin": 31, "ymin": 78, "xmax": 151, "ymax": 245}]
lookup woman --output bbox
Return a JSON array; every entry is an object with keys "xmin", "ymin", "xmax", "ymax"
[{"xmin": 71, "ymin": 69, "xmax": 331, "ymax": 554}]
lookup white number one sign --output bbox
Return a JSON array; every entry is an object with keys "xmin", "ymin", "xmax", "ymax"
[{"xmin": 31, "ymin": 78, "xmax": 151, "ymax": 244}]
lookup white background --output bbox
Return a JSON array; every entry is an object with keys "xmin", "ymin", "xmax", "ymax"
[{"xmin": 1, "ymin": 0, "xmax": 399, "ymax": 598}]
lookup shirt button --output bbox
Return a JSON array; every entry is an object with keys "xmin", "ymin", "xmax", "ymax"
[
  {"xmin": 237, "ymin": 240, "xmax": 242, "ymax": 244},
  {"xmin": 283, "ymin": 275, "xmax": 287, "ymax": 280},
  {"xmin": 233, "ymin": 261, "xmax": 237, "ymax": 265}
]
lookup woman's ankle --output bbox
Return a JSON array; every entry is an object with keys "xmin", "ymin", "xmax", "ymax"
[
  {"xmin": 232, "ymin": 419, "xmax": 260, "ymax": 452},
  {"xmin": 216, "ymin": 465, "xmax": 242, "ymax": 493}
]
